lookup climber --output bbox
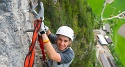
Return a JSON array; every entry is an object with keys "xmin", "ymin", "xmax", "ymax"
[{"xmin": 39, "ymin": 22, "xmax": 75, "ymax": 67}]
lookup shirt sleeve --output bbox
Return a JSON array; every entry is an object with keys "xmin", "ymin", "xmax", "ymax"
[
  {"xmin": 48, "ymin": 33, "xmax": 57, "ymax": 44},
  {"xmin": 59, "ymin": 48, "xmax": 74, "ymax": 64}
]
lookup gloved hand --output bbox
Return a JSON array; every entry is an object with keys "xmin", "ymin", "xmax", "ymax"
[
  {"xmin": 44, "ymin": 25, "xmax": 49, "ymax": 32},
  {"xmin": 39, "ymin": 22, "xmax": 49, "ymax": 35},
  {"xmin": 39, "ymin": 22, "xmax": 46, "ymax": 35},
  {"xmin": 40, "ymin": 22, "xmax": 45, "ymax": 31}
]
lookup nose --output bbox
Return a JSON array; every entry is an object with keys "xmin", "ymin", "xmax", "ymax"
[{"xmin": 60, "ymin": 41, "xmax": 64, "ymax": 45}]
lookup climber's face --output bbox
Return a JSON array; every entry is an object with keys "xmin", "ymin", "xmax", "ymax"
[{"xmin": 56, "ymin": 35, "xmax": 71, "ymax": 50}]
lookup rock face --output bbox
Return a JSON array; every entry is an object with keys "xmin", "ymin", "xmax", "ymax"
[{"xmin": 0, "ymin": 0, "xmax": 33, "ymax": 67}]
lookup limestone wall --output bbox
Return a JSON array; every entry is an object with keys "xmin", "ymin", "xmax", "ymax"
[{"xmin": 0, "ymin": 0, "xmax": 33, "ymax": 67}]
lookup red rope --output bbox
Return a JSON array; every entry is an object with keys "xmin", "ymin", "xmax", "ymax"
[
  {"xmin": 38, "ymin": 35, "xmax": 46, "ymax": 61},
  {"xmin": 24, "ymin": 19, "xmax": 44, "ymax": 67}
]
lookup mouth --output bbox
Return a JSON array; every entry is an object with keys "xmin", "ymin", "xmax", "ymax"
[
  {"xmin": 58, "ymin": 45, "xmax": 64, "ymax": 50},
  {"xmin": 59, "ymin": 45, "xmax": 63, "ymax": 48}
]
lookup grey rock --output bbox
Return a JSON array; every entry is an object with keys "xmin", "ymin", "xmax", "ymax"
[{"xmin": 0, "ymin": 0, "xmax": 34, "ymax": 67}]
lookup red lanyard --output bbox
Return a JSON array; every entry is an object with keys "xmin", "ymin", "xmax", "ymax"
[{"xmin": 24, "ymin": 19, "xmax": 46, "ymax": 67}]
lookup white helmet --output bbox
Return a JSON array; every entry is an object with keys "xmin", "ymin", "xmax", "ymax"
[{"xmin": 56, "ymin": 26, "xmax": 74, "ymax": 41}]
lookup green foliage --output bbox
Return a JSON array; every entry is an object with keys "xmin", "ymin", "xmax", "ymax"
[
  {"xmin": 87, "ymin": 0, "xmax": 125, "ymax": 66},
  {"xmin": 88, "ymin": 0, "xmax": 104, "ymax": 16},
  {"xmin": 111, "ymin": 19, "xmax": 125, "ymax": 66},
  {"xmin": 42, "ymin": 0, "xmax": 96, "ymax": 66}
]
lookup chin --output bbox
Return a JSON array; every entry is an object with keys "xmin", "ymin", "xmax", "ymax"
[{"xmin": 59, "ymin": 48, "xmax": 64, "ymax": 51}]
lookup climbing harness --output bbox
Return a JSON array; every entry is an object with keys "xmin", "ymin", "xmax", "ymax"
[{"xmin": 24, "ymin": 0, "xmax": 46, "ymax": 67}]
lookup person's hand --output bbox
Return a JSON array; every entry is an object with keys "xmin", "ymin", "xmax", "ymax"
[
  {"xmin": 44, "ymin": 25, "xmax": 49, "ymax": 32},
  {"xmin": 40, "ymin": 22, "xmax": 46, "ymax": 32},
  {"xmin": 39, "ymin": 22, "xmax": 46, "ymax": 35},
  {"xmin": 39, "ymin": 22, "xmax": 49, "ymax": 35}
]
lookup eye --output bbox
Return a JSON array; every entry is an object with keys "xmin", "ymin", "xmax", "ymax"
[
  {"xmin": 57, "ymin": 38, "xmax": 62, "ymax": 41},
  {"xmin": 64, "ymin": 40, "xmax": 68, "ymax": 43}
]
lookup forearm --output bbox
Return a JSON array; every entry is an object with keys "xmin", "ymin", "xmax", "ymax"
[{"xmin": 41, "ymin": 34, "xmax": 61, "ymax": 62}]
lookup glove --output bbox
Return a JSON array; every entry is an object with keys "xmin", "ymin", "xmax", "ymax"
[
  {"xmin": 39, "ymin": 22, "xmax": 49, "ymax": 35},
  {"xmin": 44, "ymin": 25, "xmax": 49, "ymax": 32},
  {"xmin": 39, "ymin": 22, "xmax": 46, "ymax": 34}
]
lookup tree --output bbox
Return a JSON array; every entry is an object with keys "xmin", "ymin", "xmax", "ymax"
[{"xmin": 43, "ymin": 0, "xmax": 96, "ymax": 66}]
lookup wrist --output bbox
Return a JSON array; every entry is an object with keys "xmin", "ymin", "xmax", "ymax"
[
  {"xmin": 40, "ymin": 31, "xmax": 46, "ymax": 34},
  {"xmin": 43, "ymin": 39, "xmax": 50, "ymax": 44}
]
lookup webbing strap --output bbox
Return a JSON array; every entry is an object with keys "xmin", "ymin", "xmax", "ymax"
[
  {"xmin": 38, "ymin": 35, "xmax": 46, "ymax": 61},
  {"xmin": 24, "ymin": 19, "xmax": 42, "ymax": 67}
]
